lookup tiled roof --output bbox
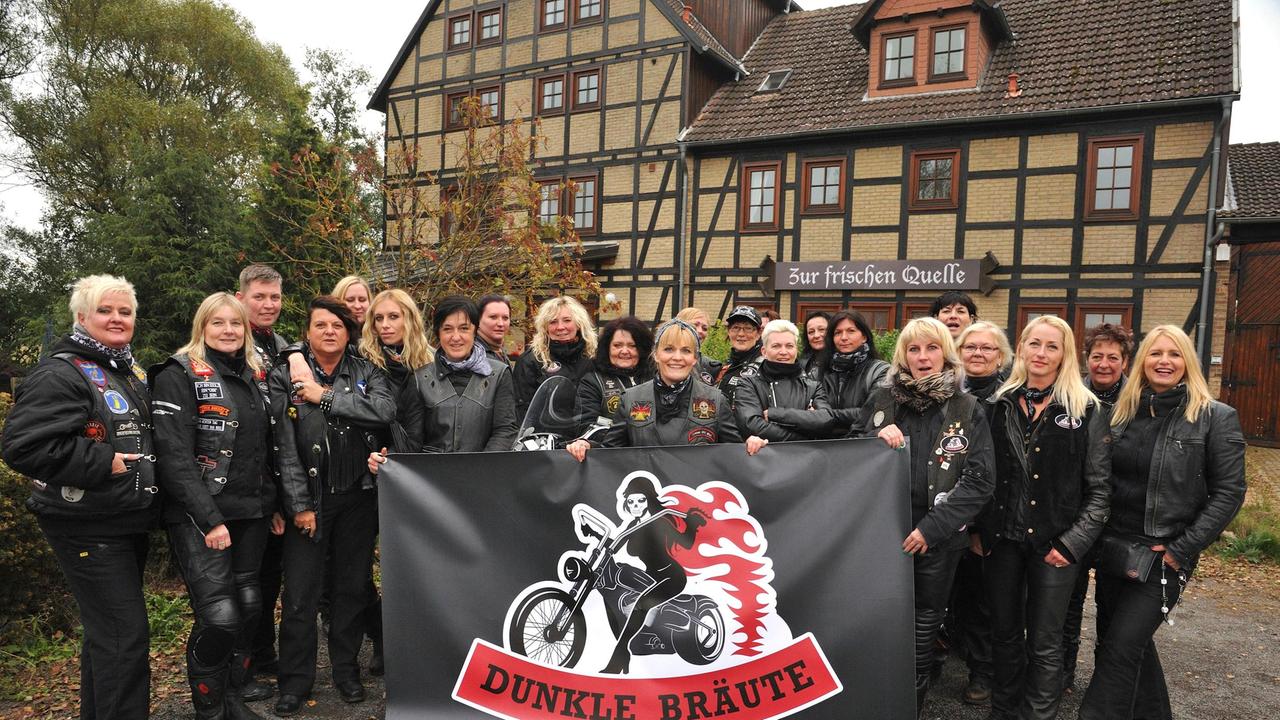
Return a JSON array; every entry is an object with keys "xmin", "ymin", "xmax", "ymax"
[
  {"xmin": 1221, "ymin": 143, "xmax": 1280, "ymax": 220},
  {"xmin": 682, "ymin": 0, "xmax": 1237, "ymax": 144}
]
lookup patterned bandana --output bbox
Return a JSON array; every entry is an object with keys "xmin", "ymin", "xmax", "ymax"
[
  {"xmin": 829, "ymin": 343, "xmax": 870, "ymax": 373},
  {"xmin": 890, "ymin": 368, "xmax": 958, "ymax": 413},
  {"xmin": 654, "ymin": 373, "xmax": 693, "ymax": 424},
  {"xmin": 69, "ymin": 323, "xmax": 136, "ymax": 367}
]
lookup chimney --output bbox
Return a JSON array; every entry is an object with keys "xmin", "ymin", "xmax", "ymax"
[
  {"xmin": 683, "ymin": 4, "xmax": 693, "ymax": 24},
  {"xmin": 1005, "ymin": 73, "xmax": 1022, "ymax": 98}
]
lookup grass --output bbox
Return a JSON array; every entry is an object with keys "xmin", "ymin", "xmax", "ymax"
[{"xmin": 1213, "ymin": 447, "xmax": 1280, "ymax": 564}]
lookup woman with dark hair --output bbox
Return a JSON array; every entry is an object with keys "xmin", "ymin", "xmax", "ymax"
[
  {"xmin": 565, "ymin": 319, "xmax": 741, "ymax": 459},
  {"xmin": 477, "ymin": 294, "xmax": 513, "ymax": 365},
  {"xmin": 270, "ymin": 296, "xmax": 394, "ymax": 716},
  {"xmin": 800, "ymin": 311, "xmax": 830, "ymax": 379},
  {"xmin": 819, "ymin": 310, "xmax": 889, "ymax": 438},
  {"xmin": 575, "ymin": 316, "xmax": 654, "ymax": 427},
  {"xmin": 1079, "ymin": 326, "xmax": 1245, "ymax": 720},
  {"xmin": 151, "ymin": 292, "xmax": 277, "ymax": 720},
  {"xmin": 862, "ymin": 317, "xmax": 996, "ymax": 717},
  {"xmin": 2, "ymin": 274, "xmax": 157, "ymax": 720},
  {"xmin": 371, "ymin": 296, "xmax": 517, "ymax": 457}
]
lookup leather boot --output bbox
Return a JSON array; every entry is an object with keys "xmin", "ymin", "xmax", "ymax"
[
  {"xmin": 190, "ymin": 670, "xmax": 229, "ymax": 720},
  {"xmin": 915, "ymin": 673, "xmax": 930, "ymax": 719},
  {"xmin": 225, "ymin": 653, "xmax": 265, "ymax": 720}
]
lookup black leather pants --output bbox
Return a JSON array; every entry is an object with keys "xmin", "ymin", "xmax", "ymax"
[
  {"xmin": 1060, "ymin": 557, "xmax": 1093, "ymax": 690},
  {"xmin": 913, "ymin": 543, "xmax": 966, "ymax": 716},
  {"xmin": 170, "ymin": 519, "xmax": 269, "ymax": 719},
  {"xmin": 986, "ymin": 539, "xmax": 1080, "ymax": 720},
  {"xmin": 949, "ymin": 547, "xmax": 994, "ymax": 683}
]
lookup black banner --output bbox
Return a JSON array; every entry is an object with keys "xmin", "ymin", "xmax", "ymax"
[{"xmin": 379, "ymin": 439, "xmax": 915, "ymax": 719}]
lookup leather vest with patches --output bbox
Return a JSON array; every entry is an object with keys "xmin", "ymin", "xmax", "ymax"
[
  {"xmin": 866, "ymin": 388, "xmax": 977, "ymax": 509},
  {"xmin": 172, "ymin": 353, "xmax": 262, "ymax": 496},
  {"xmin": 595, "ymin": 371, "xmax": 634, "ymax": 418},
  {"xmin": 618, "ymin": 380, "xmax": 723, "ymax": 446},
  {"xmin": 37, "ymin": 353, "xmax": 156, "ymax": 512}
]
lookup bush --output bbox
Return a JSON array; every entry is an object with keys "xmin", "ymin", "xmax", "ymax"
[
  {"xmin": 700, "ymin": 323, "xmax": 900, "ymax": 368},
  {"xmin": 1214, "ymin": 499, "xmax": 1280, "ymax": 564},
  {"xmin": 874, "ymin": 330, "xmax": 900, "ymax": 363}
]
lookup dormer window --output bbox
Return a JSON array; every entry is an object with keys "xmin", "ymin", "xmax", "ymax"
[
  {"xmin": 757, "ymin": 70, "xmax": 792, "ymax": 93},
  {"xmin": 882, "ymin": 32, "xmax": 915, "ymax": 85},
  {"xmin": 930, "ymin": 27, "xmax": 966, "ymax": 80}
]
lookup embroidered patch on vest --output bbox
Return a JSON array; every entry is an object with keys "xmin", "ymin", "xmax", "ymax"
[
  {"xmin": 630, "ymin": 402, "xmax": 652, "ymax": 422},
  {"xmin": 198, "ymin": 404, "xmax": 231, "ymax": 417},
  {"xmin": 691, "ymin": 398, "xmax": 716, "ymax": 420},
  {"xmin": 941, "ymin": 434, "xmax": 969, "ymax": 454},
  {"xmin": 71, "ymin": 358, "xmax": 107, "ymax": 389},
  {"xmin": 190, "ymin": 359, "xmax": 214, "ymax": 377},
  {"xmin": 687, "ymin": 427, "xmax": 717, "ymax": 444},
  {"xmin": 1055, "ymin": 414, "xmax": 1082, "ymax": 430},
  {"xmin": 872, "ymin": 410, "xmax": 886, "ymax": 427},
  {"xmin": 606, "ymin": 394, "xmax": 621, "ymax": 414},
  {"xmin": 115, "ymin": 421, "xmax": 141, "ymax": 437},
  {"xmin": 194, "ymin": 382, "xmax": 223, "ymax": 400},
  {"xmin": 196, "ymin": 455, "xmax": 217, "ymax": 469},
  {"xmin": 83, "ymin": 420, "xmax": 107, "ymax": 443},
  {"xmin": 287, "ymin": 406, "xmax": 298, "ymax": 420},
  {"xmin": 103, "ymin": 390, "xmax": 130, "ymax": 414},
  {"xmin": 197, "ymin": 418, "xmax": 226, "ymax": 433},
  {"xmin": 61, "ymin": 487, "xmax": 85, "ymax": 503}
]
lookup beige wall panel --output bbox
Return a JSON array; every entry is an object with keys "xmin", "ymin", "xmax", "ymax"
[
  {"xmin": 609, "ymin": 20, "xmax": 640, "ymax": 49},
  {"xmin": 785, "ymin": 154, "xmax": 797, "ymax": 184},
  {"xmin": 391, "ymin": 98, "xmax": 420, "ymax": 136},
  {"xmin": 445, "ymin": 0, "xmax": 469, "ymax": 13},
  {"xmin": 851, "ymin": 184, "xmax": 901, "ymax": 226},
  {"xmin": 506, "ymin": 39, "xmax": 532, "ymax": 67},
  {"xmin": 699, "ymin": 158, "xmax": 733, "ymax": 189},
  {"xmin": 1019, "ymin": 288, "xmax": 1065, "ymax": 299},
  {"xmin": 442, "ymin": 134, "xmax": 464, "ymax": 168},
  {"xmin": 907, "ymin": 214, "xmax": 957, "ymax": 259},
  {"xmin": 644, "ymin": 56, "xmax": 682, "ymax": 98},
  {"xmin": 475, "ymin": 46, "xmax": 502, "ymax": 75},
  {"xmin": 1026, "ymin": 133, "xmax": 1079, "ymax": 168},
  {"xmin": 854, "ymin": 146, "xmax": 902, "ymax": 178},
  {"xmin": 1149, "ymin": 168, "xmax": 1206, "ymax": 217},
  {"xmin": 969, "ymin": 137, "xmax": 1020, "ymax": 171},
  {"xmin": 975, "ymin": 292, "xmax": 1009, "ymax": 327},
  {"xmin": 604, "ymin": 164, "xmax": 633, "ymax": 193},
  {"xmin": 1077, "ymin": 288, "xmax": 1129, "ymax": 298},
  {"xmin": 632, "ymin": 200, "xmax": 658, "ymax": 234},
  {"xmin": 415, "ymin": 138, "xmax": 441, "ymax": 173},
  {"xmin": 536, "ymin": 116, "xmax": 565, "ymax": 157},
  {"xmin": 966, "ymin": 178, "xmax": 1018, "ymax": 222},
  {"xmin": 506, "ymin": 81, "xmax": 533, "ymax": 119},
  {"xmin": 607, "ymin": 62, "xmax": 638, "ymax": 105},
  {"xmin": 446, "ymin": 53, "xmax": 472, "ymax": 77},
  {"xmin": 1080, "ymin": 225, "xmax": 1135, "ymax": 265},
  {"xmin": 422, "ymin": 21, "xmax": 444, "ymax": 56},
  {"xmin": 573, "ymin": 27, "xmax": 604, "ymax": 55},
  {"xmin": 740, "ymin": 237, "xmax": 776, "ymax": 266},
  {"xmin": 638, "ymin": 161, "xmax": 670, "ymax": 193},
  {"xmin": 611, "ymin": 0, "xmax": 640, "ymax": 17},
  {"xmin": 851, "ymin": 232, "xmax": 900, "ymax": 258},
  {"xmin": 1023, "ymin": 174, "xmax": 1077, "ymax": 220},
  {"xmin": 568, "ymin": 113, "xmax": 602, "ymax": 155},
  {"xmin": 1141, "ymin": 288, "xmax": 1198, "ymax": 329},
  {"xmin": 700, "ymin": 238, "xmax": 734, "ymax": 268},
  {"xmin": 644, "ymin": 237, "xmax": 675, "ymax": 267},
  {"xmin": 420, "ymin": 57, "xmax": 443, "ymax": 86},
  {"xmin": 964, "ymin": 229, "xmax": 1015, "ymax": 264},
  {"xmin": 538, "ymin": 33, "xmax": 567, "ymax": 63},
  {"xmin": 392, "ymin": 53, "xmax": 416, "ymax": 91},
  {"xmin": 1154, "ymin": 122, "xmax": 1213, "ymax": 161},
  {"xmin": 649, "ymin": 103, "xmax": 681, "ymax": 145},
  {"xmin": 1025, "ymin": 227, "xmax": 1075, "ymax": 265},
  {"xmin": 691, "ymin": 291, "xmax": 729, "ymax": 318},
  {"xmin": 696, "ymin": 194, "xmax": 737, "ymax": 232},
  {"xmin": 633, "ymin": 287, "xmax": 664, "ymax": 321},
  {"xmin": 798, "ymin": 218, "xmax": 844, "ymax": 260},
  {"xmin": 643, "ymin": 12, "xmax": 681, "ymax": 41},
  {"xmin": 508, "ymin": 2, "xmax": 534, "ymax": 37},
  {"xmin": 1158, "ymin": 224, "xmax": 1208, "ymax": 264},
  {"xmin": 602, "ymin": 201, "xmax": 632, "ymax": 234}
]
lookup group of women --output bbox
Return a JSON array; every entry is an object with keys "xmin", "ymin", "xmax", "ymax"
[{"xmin": 0, "ymin": 273, "xmax": 1246, "ymax": 720}]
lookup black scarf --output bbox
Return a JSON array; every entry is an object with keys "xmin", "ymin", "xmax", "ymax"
[
  {"xmin": 964, "ymin": 371, "xmax": 1002, "ymax": 397},
  {"xmin": 728, "ymin": 342, "xmax": 762, "ymax": 368},
  {"xmin": 1090, "ymin": 374, "xmax": 1126, "ymax": 405},
  {"xmin": 549, "ymin": 337, "xmax": 586, "ymax": 365},
  {"xmin": 381, "ymin": 343, "xmax": 409, "ymax": 386},
  {"xmin": 890, "ymin": 369, "xmax": 957, "ymax": 413},
  {"xmin": 654, "ymin": 374, "xmax": 692, "ymax": 424},
  {"xmin": 829, "ymin": 343, "xmax": 870, "ymax": 374},
  {"xmin": 1140, "ymin": 383, "xmax": 1187, "ymax": 418},
  {"xmin": 206, "ymin": 346, "xmax": 246, "ymax": 375},
  {"xmin": 761, "ymin": 359, "xmax": 803, "ymax": 380}
]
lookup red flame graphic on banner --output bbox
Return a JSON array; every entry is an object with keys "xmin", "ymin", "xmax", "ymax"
[{"xmin": 661, "ymin": 484, "xmax": 772, "ymax": 657}]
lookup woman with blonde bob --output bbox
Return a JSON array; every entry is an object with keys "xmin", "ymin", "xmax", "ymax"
[
  {"xmin": 359, "ymin": 288, "xmax": 433, "ymax": 397},
  {"xmin": 3, "ymin": 274, "xmax": 157, "ymax": 720},
  {"xmin": 735, "ymin": 319, "xmax": 833, "ymax": 455},
  {"xmin": 957, "ymin": 320, "xmax": 1013, "ymax": 401},
  {"xmin": 862, "ymin": 317, "xmax": 995, "ymax": 717},
  {"xmin": 1079, "ymin": 326, "xmax": 1245, "ymax": 720},
  {"xmin": 332, "ymin": 275, "xmax": 373, "ymax": 325},
  {"xmin": 979, "ymin": 315, "xmax": 1110, "ymax": 720},
  {"xmin": 566, "ymin": 319, "xmax": 741, "ymax": 459},
  {"xmin": 150, "ymin": 292, "xmax": 279, "ymax": 720},
  {"xmin": 513, "ymin": 295, "xmax": 597, "ymax": 420}
]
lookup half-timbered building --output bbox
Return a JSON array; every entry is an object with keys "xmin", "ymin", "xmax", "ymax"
[{"xmin": 370, "ymin": 0, "xmax": 1239, "ymax": 383}]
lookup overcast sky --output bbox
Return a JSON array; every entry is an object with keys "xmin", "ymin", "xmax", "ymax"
[{"xmin": 2, "ymin": 0, "xmax": 1276, "ymax": 230}]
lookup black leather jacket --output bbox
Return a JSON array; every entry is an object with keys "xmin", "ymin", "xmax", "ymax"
[
  {"xmin": 513, "ymin": 349, "xmax": 593, "ymax": 422},
  {"xmin": 1111, "ymin": 398, "xmax": 1246, "ymax": 569},
  {"xmin": 823, "ymin": 358, "xmax": 890, "ymax": 437},
  {"xmin": 983, "ymin": 394, "xmax": 1112, "ymax": 561},
  {"xmin": 268, "ymin": 347, "xmax": 394, "ymax": 525},
  {"xmin": 734, "ymin": 369, "xmax": 834, "ymax": 441},
  {"xmin": 397, "ymin": 354, "xmax": 517, "ymax": 453}
]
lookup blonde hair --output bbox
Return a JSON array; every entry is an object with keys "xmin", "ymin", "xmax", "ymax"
[
  {"xmin": 654, "ymin": 322, "xmax": 699, "ymax": 356},
  {"xmin": 68, "ymin": 274, "xmax": 137, "ymax": 325},
  {"xmin": 675, "ymin": 307, "xmax": 710, "ymax": 326},
  {"xmin": 359, "ymin": 289, "xmax": 434, "ymax": 371},
  {"xmin": 176, "ymin": 293, "xmax": 263, "ymax": 374},
  {"xmin": 331, "ymin": 275, "xmax": 371, "ymax": 304},
  {"xmin": 531, "ymin": 296, "xmax": 597, "ymax": 368},
  {"xmin": 890, "ymin": 317, "xmax": 963, "ymax": 381},
  {"xmin": 996, "ymin": 316, "xmax": 1095, "ymax": 418},
  {"xmin": 761, "ymin": 318, "xmax": 800, "ymax": 347},
  {"xmin": 1111, "ymin": 325, "xmax": 1213, "ymax": 426},
  {"xmin": 958, "ymin": 320, "xmax": 1014, "ymax": 373}
]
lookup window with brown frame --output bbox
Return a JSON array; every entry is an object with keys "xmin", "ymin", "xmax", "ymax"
[
  {"xmin": 448, "ymin": 15, "xmax": 472, "ymax": 50},
  {"xmin": 909, "ymin": 149, "xmax": 960, "ymax": 211},
  {"xmin": 929, "ymin": 26, "xmax": 966, "ymax": 81},
  {"xmin": 476, "ymin": 85, "xmax": 502, "ymax": 122},
  {"xmin": 847, "ymin": 303, "xmax": 896, "ymax": 333},
  {"xmin": 575, "ymin": 0, "xmax": 603, "ymax": 24},
  {"xmin": 903, "ymin": 303, "xmax": 933, "ymax": 322},
  {"xmin": 1086, "ymin": 136, "xmax": 1143, "ymax": 220},
  {"xmin": 1074, "ymin": 304, "xmax": 1133, "ymax": 348},
  {"xmin": 537, "ymin": 179, "xmax": 562, "ymax": 225},
  {"xmin": 439, "ymin": 184, "xmax": 457, "ymax": 238},
  {"xmin": 477, "ymin": 9, "xmax": 503, "ymax": 45},
  {"xmin": 540, "ymin": 0, "xmax": 567, "ymax": 31},
  {"xmin": 801, "ymin": 158, "xmax": 845, "ymax": 214},
  {"xmin": 444, "ymin": 91, "xmax": 470, "ymax": 130},
  {"xmin": 740, "ymin": 161, "xmax": 782, "ymax": 232},
  {"xmin": 570, "ymin": 174, "xmax": 599, "ymax": 235},
  {"xmin": 536, "ymin": 74, "xmax": 565, "ymax": 116},
  {"xmin": 881, "ymin": 31, "xmax": 916, "ymax": 87},
  {"xmin": 1016, "ymin": 303, "xmax": 1067, "ymax": 336},
  {"xmin": 570, "ymin": 69, "xmax": 600, "ymax": 112}
]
